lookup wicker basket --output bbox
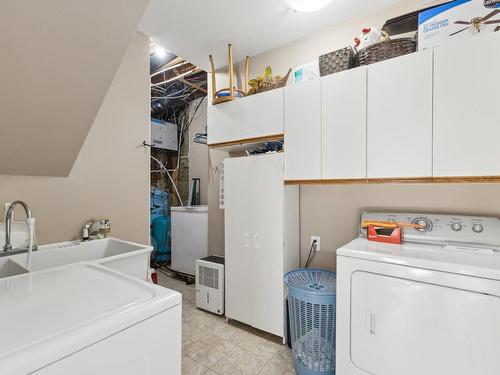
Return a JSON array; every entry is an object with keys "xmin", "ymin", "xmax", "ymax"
[
  {"xmin": 319, "ymin": 47, "xmax": 356, "ymax": 77},
  {"xmin": 247, "ymin": 69, "xmax": 292, "ymax": 96},
  {"xmin": 357, "ymin": 38, "xmax": 416, "ymax": 66}
]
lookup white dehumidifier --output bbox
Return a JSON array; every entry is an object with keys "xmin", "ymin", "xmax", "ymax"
[{"xmin": 195, "ymin": 256, "xmax": 224, "ymax": 315}]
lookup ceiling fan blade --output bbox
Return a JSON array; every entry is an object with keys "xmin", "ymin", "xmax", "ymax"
[
  {"xmin": 484, "ymin": 20, "xmax": 500, "ymax": 24},
  {"xmin": 454, "ymin": 21, "xmax": 471, "ymax": 25},
  {"xmin": 482, "ymin": 9, "xmax": 500, "ymax": 21},
  {"xmin": 450, "ymin": 26, "xmax": 470, "ymax": 36}
]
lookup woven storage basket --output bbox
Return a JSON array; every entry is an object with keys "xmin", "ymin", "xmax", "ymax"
[
  {"xmin": 247, "ymin": 69, "xmax": 292, "ymax": 96},
  {"xmin": 357, "ymin": 38, "xmax": 416, "ymax": 66},
  {"xmin": 319, "ymin": 47, "xmax": 356, "ymax": 77}
]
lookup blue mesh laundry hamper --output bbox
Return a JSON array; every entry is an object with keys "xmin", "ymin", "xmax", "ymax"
[{"xmin": 285, "ymin": 269, "xmax": 336, "ymax": 375}]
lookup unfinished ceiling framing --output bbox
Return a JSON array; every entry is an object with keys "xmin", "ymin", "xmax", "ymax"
[{"xmin": 150, "ymin": 44, "xmax": 207, "ymax": 122}]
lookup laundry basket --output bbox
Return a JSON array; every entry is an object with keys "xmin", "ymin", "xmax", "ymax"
[{"xmin": 285, "ymin": 269, "xmax": 336, "ymax": 375}]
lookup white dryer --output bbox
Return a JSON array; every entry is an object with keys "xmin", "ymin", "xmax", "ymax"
[{"xmin": 337, "ymin": 211, "xmax": 500, "ymax": 375}]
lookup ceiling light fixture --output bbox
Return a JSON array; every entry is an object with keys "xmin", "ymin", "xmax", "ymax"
[
  {"xmin": 285, "ymin": 0, "xmax": 334, "ymax": 12},
  {"xmin": 153, "ymin": 45, "xmax": 168, "ymax": 59}
]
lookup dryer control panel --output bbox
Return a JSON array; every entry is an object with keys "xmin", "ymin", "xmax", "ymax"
[{"xmin": 360, "ymin": 212, "xmax": 500, "ymax": 248}]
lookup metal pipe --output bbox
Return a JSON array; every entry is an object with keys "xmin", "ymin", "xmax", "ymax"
[{"xmin": 4, "ymin": 201, "xmax": 32, "ymax": 252}]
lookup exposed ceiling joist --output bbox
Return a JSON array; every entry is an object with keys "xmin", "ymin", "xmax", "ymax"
[
  {"xmin": 151, "ymin": 67, "xmax": 202, "ymax": 87},
  {"xmin": 173, "ymin": 69, "xmax": 208, "ymax": 93}
]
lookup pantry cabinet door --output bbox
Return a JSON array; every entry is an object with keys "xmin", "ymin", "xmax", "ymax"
[
  {"xmin": 250, "ymin": 153, "xmax": 284, "ymax": 337},
  {"xmin": 241, "ymin": 88, "xmax": 284, "ymax": 140},
  {"xmin": 322, "ymin": 67, "xmax": 367, "ymax": 180},
  {"xmin": 207, "ymin": 99, "xmax": 242, "ymax": 145},
  {"xmin": 284, "ymin": 79, "xmax": 322, "ymax": 181},
  {"xmin": 434, "ymin": 33, "xmax": 500, "ymax": 177},
  {"xmin": 224, "ymin": 157, "xmax": 253, "ymax": 325},
  {"xmin": 367, "ymin": 50, "xmax": 433, "ymax": 179}
]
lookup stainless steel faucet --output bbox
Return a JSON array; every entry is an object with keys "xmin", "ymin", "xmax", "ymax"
[{"xmin": 3, "ymin": 201, "xmax": 32, "ymax": 252}]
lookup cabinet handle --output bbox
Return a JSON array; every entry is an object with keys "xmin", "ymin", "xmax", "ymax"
[
  {"xmin": 253, "ymin": 234, "xmax": 260, "ymax": 249},
  {"xmin": 243, "ymin": 233, "xmax": 250, "ymax": 248},
  {"xmin": 368, "ymin": 312, "xmax": 376, "ymax": 335}
]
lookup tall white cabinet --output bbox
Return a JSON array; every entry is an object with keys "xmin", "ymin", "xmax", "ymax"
[
  {"xmin": 224, "ymin": 153, "xmax": 299, "ymax": 338},
  {"xmin": 367, "ymin": 50, "xmax": 433, "ymax": 179},
  {"xmin": 284, "ymin": 79, "xmax": 322, "ymax": 181},
  {"xmin": 322, "ymin": 67, "xmax": 367, "ymax": 180},
  {"xmin": 433, "ymin": 33, "xmax": 500, "ymax": 177}
]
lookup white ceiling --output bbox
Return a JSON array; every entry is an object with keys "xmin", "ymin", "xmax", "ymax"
[{"xmin": 140, "ymin": 0, "xmax": 406, "ymax": 71}]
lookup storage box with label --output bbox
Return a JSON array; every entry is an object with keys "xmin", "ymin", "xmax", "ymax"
[{"xmin": 418, "ymin": 0, "xmax": 500, "ymax": 50}]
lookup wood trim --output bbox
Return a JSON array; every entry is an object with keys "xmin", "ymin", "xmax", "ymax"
[
  {"xmin": 432, "ymin": 176, "xmax": 500, "ymax": 183},
  {"xmin": 208, "ymin": 134, "xmax": 284, "ymax": 149},
  {"xmin": 284, "ymin": 179, "xmax": 367, "ymax": 185},
  {"xmin": 322, "ymin": 178, "xmax": 368, "ymax": 185},
  {"xmin": 367, "ymin": 177, "xmax": 434, "ymax": 184},
  {"xmin": 284, "ymin": 179, "xmax": 322, "ymax": 185},
  {"xmin": 284, "ymin": 176, "xmax": 500, "ymax": 185}
]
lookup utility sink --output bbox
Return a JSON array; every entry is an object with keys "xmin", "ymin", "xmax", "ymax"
[
  {"xmin": 0, "ymin": 258, "xmax": 29, "ymax": 278},
  {"xmin": 7, "ymin": 238, "xmax": 152, "ymax": 280}
]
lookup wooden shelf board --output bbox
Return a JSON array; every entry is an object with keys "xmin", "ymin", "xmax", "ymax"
[{"xmin": 208, "ymin": 134, "xmax": 284, "ymax": 150}]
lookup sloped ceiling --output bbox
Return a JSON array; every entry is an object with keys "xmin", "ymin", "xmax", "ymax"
[
  {"xmin": 0, "ymin": 0, "xmax": 149, "ymax": 176},
  {"xmin": 139, "ymin": 0, "xmax": 406, "ymax": 71}
]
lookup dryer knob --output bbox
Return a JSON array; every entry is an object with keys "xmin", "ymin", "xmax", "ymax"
[
  {"xmin": 451, "ymin": 223, "xmax": 462, "ymax": 232},
  {"xmin": 472, "ymin": 224, "xmax": 484, "ymax": 233}
]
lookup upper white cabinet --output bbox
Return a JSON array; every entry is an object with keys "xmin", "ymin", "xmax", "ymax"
[
  {"xmin": 284, "ymin": 79, "xmax": 322, "ymax": 181},
  {"xmin": 241, "ymin": 88, "xmax": 284, "ymax": 139},
  {"xmin": 367, "ymin": 50, "xmax": 433, "ymax": 179},
  {"xmin": 207, "ymin": 99, "xmax": 242, "ymax": 145},
  {"xmin": 322, "ymin": 67, "xmax": 367, "ymax": 180},
  {"xmin": 433, "ymin": 33, "xmax": 500, "ymax": 177},
  {"xmin": 207, "ymin": 89, "xmax": 284, "ymax": 146}
]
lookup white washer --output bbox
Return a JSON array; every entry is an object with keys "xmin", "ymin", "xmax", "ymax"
[
  {"xmin": 337, "ymin": 211, "xmax": 500, "ymax": 375},
  {"xmin": 0, "ymin": 262, "xmax": 181, "ymax": 375}
]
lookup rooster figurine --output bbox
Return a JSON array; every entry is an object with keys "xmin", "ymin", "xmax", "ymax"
[{"xmin": 354, "ymin": 27, "xmax": 383, "ymax": 51}]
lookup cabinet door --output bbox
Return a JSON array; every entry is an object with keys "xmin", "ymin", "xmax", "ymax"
[
  {"xmin": 241, "ymin": 88, "xmax": 284, "ymax": 140},
  {"xmin": 224, "ymin": 157, "xmax": 252, "ymax": 325},
  {"xmin": 367, "ymin": 50, "xmax": 433, "ymax": 179},
  {"xmin": 284, "ymin": 79, "xmax": 322, "ymax": 181},
  {"xmin": 322, "ymin": 67, "xmax": 367, "ymax": 180},
  {"xmin": 250, "ymin": 153, "xmax": 284, "ymax": 337},
  {"xmin": 434, "ymin": 33, "xmax": 500, "ymax": 177},
  {"xmin": 207, "ymin": 99, "xmax": 241, "ymax": 145}
]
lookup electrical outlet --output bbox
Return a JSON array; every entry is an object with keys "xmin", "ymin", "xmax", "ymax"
[{"xmin": 310, "ymin": 235, "xmax": 321, "ymax": 251}]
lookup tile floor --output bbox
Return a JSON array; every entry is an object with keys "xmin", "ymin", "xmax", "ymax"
[{"xmin": 158, "ymin": 271, "xmax": 295, "ymax": 375}]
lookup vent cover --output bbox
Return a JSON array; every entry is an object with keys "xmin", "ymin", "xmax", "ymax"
[
  {"xmin": 198, "ymin": 265, "xmax": 219, "ymax": 289},
  {"xmin": 219, "ymin": 164, "xmax": 225, "ymax": 209}
]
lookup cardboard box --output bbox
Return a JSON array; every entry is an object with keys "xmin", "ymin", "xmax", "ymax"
[{"xmin": 418, "ymin": 0, "xmax": 500, "ymax": 50}]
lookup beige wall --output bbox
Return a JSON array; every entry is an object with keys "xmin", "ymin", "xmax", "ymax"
[
  {"xmin": 188, "ymin": 97, "xmax": 209, "ymax": 206},
  {"xmin": 210, "ymin": 0, "xmax": 500, "ymax": 271},
  {"xmin": 243, "ymin": 0, "xmax": 447, "ymax": 78},
  {"xmin": 0, "ymin": 32, "xmax": 150, "ymax": 245},
  {"xmin": 300, "ymin": 184, "xmax": 500, "ymax": 270}
]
